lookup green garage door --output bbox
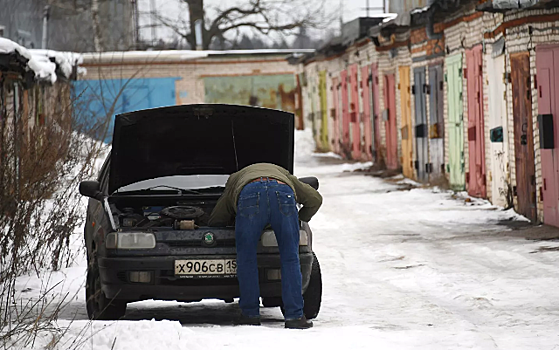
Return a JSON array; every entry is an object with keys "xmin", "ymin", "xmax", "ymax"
[{"xmin": 446, "ymin": 54, "xmax": 465, "ymax": 190}]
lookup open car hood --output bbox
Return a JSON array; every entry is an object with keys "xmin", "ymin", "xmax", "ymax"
[{"xmin": 109, "ymin": 104, "xmax": 294, "ymax": 194}]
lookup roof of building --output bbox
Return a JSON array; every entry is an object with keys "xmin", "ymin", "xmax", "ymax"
[
  {"xmin": 81, "ymin": 49, "xmax": 316, "ymax": 64},
  {"xmin": 0, "ymin": 38, "xmax": 83, "ymax": 84}
]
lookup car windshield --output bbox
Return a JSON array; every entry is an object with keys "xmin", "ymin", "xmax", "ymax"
[{"xmin": 116, "ymin": 175, "xmax": 229, "ymax": 192}]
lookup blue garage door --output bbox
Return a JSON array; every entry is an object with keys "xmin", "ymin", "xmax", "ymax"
[{"xmin": 73, "ymin": 77, "xmax": 179, "ymax": 142}]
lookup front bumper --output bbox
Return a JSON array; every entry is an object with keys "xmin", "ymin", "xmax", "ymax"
[{"xmin": 98, "ymin": 253, "xmax": 313, "ymax": 302}]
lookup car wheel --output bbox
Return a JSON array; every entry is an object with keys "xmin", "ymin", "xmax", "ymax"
[
  {"xmin": 86, "ymin": 257, "xmax": 127, "ymax": 320},
  {"xmin": 279, "ymin": 253, "xmax": 322, "ymax": 319},
  {"xmin": 302, "ymin": 253, "xmax": 322, "ymax": 319}
]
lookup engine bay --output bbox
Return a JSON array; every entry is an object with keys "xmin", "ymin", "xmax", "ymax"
[{"xmin": 110, "ymin": 196, "xmax": 220, "ymax": 228}]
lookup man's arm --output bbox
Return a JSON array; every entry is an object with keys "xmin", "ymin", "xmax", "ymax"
[
  {"xmin": 290, "ymin": 175, "xmax": 323, "ymax": 222},
  {"xmin": 208, "ymin": 176, "xmax": 235, "ymax": 226},
  {"xmin": 208, "ymin": 191, "xmax": 234, "ymax": 227}
]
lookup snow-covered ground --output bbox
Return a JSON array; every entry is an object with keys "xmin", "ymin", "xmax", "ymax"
[{"xmin": 8, "ymin": 130, "xmax": 559, "ymax": 349}]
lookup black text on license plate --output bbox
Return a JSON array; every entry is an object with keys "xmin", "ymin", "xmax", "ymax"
[{"xmin": 174, "ymin": 259, "xmax": 237, "ymax": 277}]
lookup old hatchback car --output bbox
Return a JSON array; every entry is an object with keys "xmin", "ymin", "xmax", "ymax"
[{"xmin": 79, "ymin": 104, "xmax": 322, "ymax": 320}]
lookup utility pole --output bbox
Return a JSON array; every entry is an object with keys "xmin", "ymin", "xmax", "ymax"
[
  {"xmin": 150, "ymin": 0, "xmax": 156, "ymax": 46},
  {"xmin": 41, "ymin": 5, "xmax": 50, "ymax": 49},
  {"xmin": 132, "ymin": 0, "xmax": 140, "ymax": 49}
]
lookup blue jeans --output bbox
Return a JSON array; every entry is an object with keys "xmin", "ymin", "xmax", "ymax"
[{"xmin": 235, "ymin": 179, "xmax": 304, "ymax": 320}]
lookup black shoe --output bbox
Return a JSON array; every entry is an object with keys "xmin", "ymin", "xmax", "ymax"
[
  {"xmin": 285, "ymin": 315, "xmax": 313, "ymax": 329},
  {"xmin": 234, "ymin": 314, "xmax": 261, "ymax": 326}
]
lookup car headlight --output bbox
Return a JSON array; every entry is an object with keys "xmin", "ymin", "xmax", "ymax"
[
  {"xmin": 105, "ymin": 232, "xmax": 156, "ymax": 249},
  {"xmin": 261, "ymin": 230, "xmax": 308, "ymax": 247}
]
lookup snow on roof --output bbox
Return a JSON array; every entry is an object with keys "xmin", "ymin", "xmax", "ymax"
[
  {"xmin": 81, "ymin": 49, "xmax": 315, "ymax": 64},
  {"xmin": 0, "ymin": 38, "xmax": 83, "ymax": 84},
  {"xmin": 0, "ymin": 37, "xmax": 32, "ymax": 60},
  {"xmin": 27, "ymin": 54, "xmax": 57, "ymax": 84},
  {"xmin": 29, "ymin": 49, "xmax": 83, "ymax": 79}
]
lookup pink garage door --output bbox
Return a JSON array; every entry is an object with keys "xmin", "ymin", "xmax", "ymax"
[
  {"xmin": 384, "ymin": 74, "xmax": 398, "ymax": 170},
  {"xmin": 361, "ymin": 65, "xmax": 372, "ymax": 160},
  {"xmin": 340, "ymin": 69, "xmax": 350, "ymax": 157},
  {"xmin": 537, "ymin": 46, "xmax": 559, "ymax": 227},
  {"xmin": 466, "ymin": 45, "xmax": 486, "ymax": 198},
  {"xmin": 371, "ymin": 64, "xmax": 382, "ymax": 164}
]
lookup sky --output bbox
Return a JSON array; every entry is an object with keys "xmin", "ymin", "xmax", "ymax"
[{"xmin": 137, "ymin": 0, "xmax": 387, "ymax": 45}]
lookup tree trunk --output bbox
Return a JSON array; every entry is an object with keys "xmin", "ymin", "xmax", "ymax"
[{"xmin": 91, "ymin": 0, "xmax": 103, "ymax": 51}]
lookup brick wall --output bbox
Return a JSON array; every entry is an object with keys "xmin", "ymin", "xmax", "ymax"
[
  {"xmin": 502, "ymin": 8, "xmax": 559, "ymax": 221},
  {"xmin": 81, "ymin": 55, "xmax": 297, "ymax": 107}
]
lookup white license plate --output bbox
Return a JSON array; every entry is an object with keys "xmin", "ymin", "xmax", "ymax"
[{"xmin": 174, "ymin": 259, "xmax": 237, "ymax": 277}]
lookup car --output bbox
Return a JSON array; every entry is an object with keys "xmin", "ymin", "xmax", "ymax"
[{"xmin": 79, "ymin": 104, "xmax": 322, "ymax": 320}]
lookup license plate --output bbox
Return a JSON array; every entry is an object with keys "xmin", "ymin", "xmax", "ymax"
[{"xmin": 174, "ymin": 259, "xmax": 237, "ymax": 278}]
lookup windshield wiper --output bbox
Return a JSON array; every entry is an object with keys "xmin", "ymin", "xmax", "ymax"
[{"xmin": 144, "ymin": 185, "xmax": 201, "ymax": 195}]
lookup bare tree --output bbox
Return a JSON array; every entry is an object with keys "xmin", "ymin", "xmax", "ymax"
[{"xmin": 152, "ymin": 0, "xmax": 333, "ymax": 50}]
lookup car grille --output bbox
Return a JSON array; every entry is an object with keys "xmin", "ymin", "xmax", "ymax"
[{"xmin": 165, "ymin": 239, "xmax": 236, "ymax": 248}]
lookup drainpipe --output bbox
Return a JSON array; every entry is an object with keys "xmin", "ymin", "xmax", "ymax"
[
  {"xmin": 426, "ymin": 6, "xmax": 442, "ymax": 40},
  {"xmin": 41, "ymin": 5, "xmax": 50, "ymax": 49}
]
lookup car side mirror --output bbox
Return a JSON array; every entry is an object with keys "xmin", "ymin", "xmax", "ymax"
[
  {"xmin": 79, "ymin": 181, "xmax": 105, "ymax": 201},
  {"xmin": 298, "ymin": 176, "xmax": 319, "ymax": 190}
]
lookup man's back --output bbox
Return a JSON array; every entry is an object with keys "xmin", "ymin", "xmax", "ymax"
[{"xmin": 208, "ymin": 163, "xmax": 322, "ymax": 226}]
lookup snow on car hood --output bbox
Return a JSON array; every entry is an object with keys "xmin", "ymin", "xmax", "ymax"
[{"xmin": 109, "ymin": 104, "xmax": 294, "ymax": 194}]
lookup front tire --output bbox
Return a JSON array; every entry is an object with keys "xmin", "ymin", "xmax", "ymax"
[
  {"xmin": 86, "ymin": 258, "xmax": 126, "ymax": 320},
  {"xmin": 302, "ymin": 253, "xmax": 322, "ymax": 319}
]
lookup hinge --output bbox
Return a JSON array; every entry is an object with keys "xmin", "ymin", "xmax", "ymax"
[
  {"xmin": 440, "ymin": 81, "xmax": 444, "ymax": 91},
  {"xmin": 414, "ymin": 160, "xmax": 419, "ymax": 170},
  {"xmin": 463, "ymin": 68, "xmax": 467, "ymax": 77},
  {"xmin": 424, "ymin": 84, "xmax": 431, "ymax": 95},
  {"xmin": 534, "ymin": 74, "xmax": 537, "ymax": 90},
  {"xmin": 540, "ymin": 186, "xmax": 544, "ymax": 201},
  {"xmin": 412, "ymin": 85, "xmax": 416, "ymax": 95},
  {"xmin": 426, "ymin": 163, "xmax": 433, "ymax": 173}
]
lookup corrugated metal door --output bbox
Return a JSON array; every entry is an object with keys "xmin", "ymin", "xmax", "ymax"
[
  {"xmin": 384, "ymin": 74, "xmax": 398, "ymax": 170},
  {"xmin": 371, "ymin": 64, "xmax": 381, "ymax": 163},
  {"xmin": 341, "ymin": 69, "xmax": 350, "ymax": 157},
  {"xmin": 466, "ymin": 45, "xmax": 487, "ymax": 198},
  {"xmin": 399, "ymin": 66, "xmax": 414, "ymax": 179},
  {"xmin": 350, "ymin": 64, "xmax": 361, "ymax": 159},
  {"xmin": 361, "ymin": 65, "xmax": 373, "ymax": 160},
  {"xmin": 487, "ymin": 54, "xmax": 509, "ymax": 208},
  {"xmin": 511, "ymin": 52, "xmax": 537, "ymax": 222},
  {"xmin": 318, "ymin": 71, "xmax": 329, "ymax": 150},
  {"xmin": 536, "ymin": 46, "xmax": 559, "ymax": 227},
  {"xmin": 331, "ymin": 77, "xmax": 340, "ymax": 154},
  {"xmin": 429, "ymin": 64, "xmax": 445, "ymax": 180},
  {"xmin": 414, "ymin": 67, "xmax": 429, "ymax": 182},
  {"xmin": 446, "ymin": 54, "xmax": 465, "ymax": 190}
]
